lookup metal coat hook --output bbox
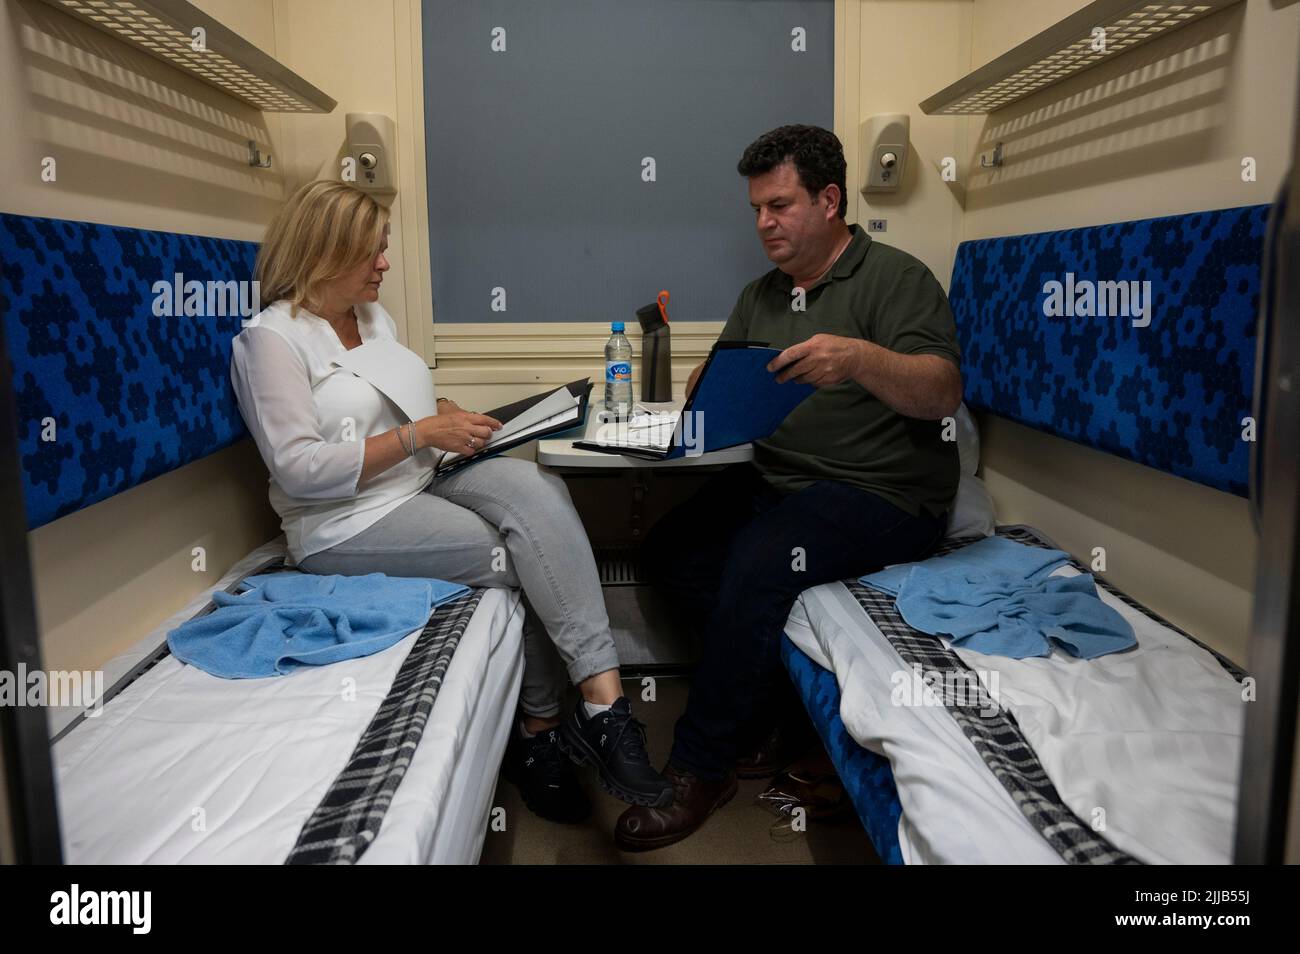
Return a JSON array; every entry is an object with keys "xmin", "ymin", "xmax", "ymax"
[
  {"xmin": 979, "ymin": 142, "xmax": 1004, "ymax": 168},
  {"xmin": 247, "ymin": 140, "xmax": 272, "ymax": 169}
]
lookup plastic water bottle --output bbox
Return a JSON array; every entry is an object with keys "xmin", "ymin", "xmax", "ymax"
[{"xmin": 604, "ymin": 321, "xmax": 634, "ymax": 419}]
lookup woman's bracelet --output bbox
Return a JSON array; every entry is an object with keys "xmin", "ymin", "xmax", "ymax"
[{"xmin": 397, "ymin": 422, "xmax": 418, "ymax": 457}]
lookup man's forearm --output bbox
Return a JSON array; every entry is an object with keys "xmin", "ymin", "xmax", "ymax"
[{"xmin": 851, "ymin": 340, "xmax": 961, "ymax": 420}]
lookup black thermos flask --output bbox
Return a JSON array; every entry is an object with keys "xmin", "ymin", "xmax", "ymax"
[{"xmin": 636, "ymin": 290, "xmax": 672, "ymax": 403}]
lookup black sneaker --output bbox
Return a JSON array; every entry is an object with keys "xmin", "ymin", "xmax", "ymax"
[
  {"xmin": 559, "ymin": 697, "xmax": 673, "ymax": 808},
  {"xmin": 502, "ymin": 726, "xmax": 591, "ymax": 824}
]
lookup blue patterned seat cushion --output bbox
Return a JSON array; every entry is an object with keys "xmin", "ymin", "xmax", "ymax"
[
  {"xmin": 949, "ymin": 204, "xmax": 1269, "ymax": 496},
  {"xmin": 0, "ymin": 214, "xmax": 257, "ymax": 529},
  {"xmin": 780, "ymin": 633, "xmax": 904, "ymax": 865}
]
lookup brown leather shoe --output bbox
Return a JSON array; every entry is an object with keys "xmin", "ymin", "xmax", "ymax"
[
  {"xmin": 735, "ymin": 718, "xmax": 817, "ymax": 780},
  {"xmin": 614, "ymin": 763, "xmax": 738, "ymax": 851}
]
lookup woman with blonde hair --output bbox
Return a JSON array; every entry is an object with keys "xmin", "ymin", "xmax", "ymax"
[{"xmin": 231, "ymin": 180, "xmax": 670, "ymax": 824}]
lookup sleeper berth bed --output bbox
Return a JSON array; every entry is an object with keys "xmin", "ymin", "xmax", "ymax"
[
  {"xmin": 0, "ymin": 213, "xmax": 531, "ymax": 864},
  {"xmin": 49, "ymin": 537, "xmax": 526, "ymax": 865},
  {"xmin": 774, "ymin": 207, "xmax": 1263, "ymax": 868},
  {"xmin": 778, "ymin": 203, "xmax": 1268, "ymax": 866},
  {"xmin": 781, "ymin": 525, "xmax": 1247, "ymax": 865}
]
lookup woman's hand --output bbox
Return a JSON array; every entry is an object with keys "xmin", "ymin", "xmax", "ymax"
[{"xmin": 417, "ymin": 410, "xmax": 502, "ymax": 455}]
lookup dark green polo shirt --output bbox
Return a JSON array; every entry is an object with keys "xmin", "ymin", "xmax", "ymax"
[{"xmin": 719, "ymin": 224, "xmax": 961, "ymax": 519}]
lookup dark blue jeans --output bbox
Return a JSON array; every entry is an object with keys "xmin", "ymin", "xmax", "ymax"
[{"xmin": 644, "ymin": 463, "xmax": 947, "ymax": 780}]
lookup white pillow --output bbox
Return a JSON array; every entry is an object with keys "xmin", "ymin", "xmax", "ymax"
[
  {"xmin": 954, "ymin": 402, "xmax": 980, "ymax": 477},
  {"xmin": 945, "ymin": 473, "xmax": 996, "ymax": 540}
]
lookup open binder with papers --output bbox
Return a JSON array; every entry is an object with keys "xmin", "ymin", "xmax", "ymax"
[
  {"xmin": 435, "ymin": 378, "xmax": 593, "ymax": 476},
  {"xmin": 572, "ymin": 341, "xmax": 815, "ymax": 460},
  {"xmin": 330, "ymin": 341, "xmax": 591, "ymax": 477}
]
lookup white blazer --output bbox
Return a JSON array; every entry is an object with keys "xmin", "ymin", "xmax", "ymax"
[{"xmin": 230, "ymin": 299, "xmax": 438, "ymax": 563}]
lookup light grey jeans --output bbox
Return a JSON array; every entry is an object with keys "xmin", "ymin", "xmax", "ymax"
[{"xmin": 297, "ymin": 456, "xmax": 618, "ymax": 718}]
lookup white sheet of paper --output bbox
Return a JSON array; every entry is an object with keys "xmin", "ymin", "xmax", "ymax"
[
  {"xmin": 490, "ymin": 387, "xmax": 579, "ymax": 444},
  {"xmin": 331, "ymin": 339, "xmax": 437, "ymax": 421},
  {"xmin": 587, "ymin": 414, "xmax": 678, "ymax": 451}
]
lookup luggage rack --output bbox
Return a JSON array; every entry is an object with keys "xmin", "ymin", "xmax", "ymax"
[
  {"xmin": 920, "ymin": 0, "xmax": 1242, "ymax": 115},
  {"xmin": 39, "ymin": 0, "xmax": 336, "ymax": 113}
]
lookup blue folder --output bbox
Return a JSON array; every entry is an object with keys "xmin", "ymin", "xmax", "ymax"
[{"xmin": 573, "ymin": 341, "xmax": 815, "ymax": 460}]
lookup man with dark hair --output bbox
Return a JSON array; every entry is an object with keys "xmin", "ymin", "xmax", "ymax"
[{"xmin": 616, "ymin": 124, "xmax": 964, "ymax": 850}]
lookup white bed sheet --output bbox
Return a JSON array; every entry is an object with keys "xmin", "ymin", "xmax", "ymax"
[
  {"xmin": 51, "ymin": 537, "xmax": 523, "ymax": 865},
  {"xmin": 784, "ymin": 562, "xmax": 1245, "ymax": 865}
]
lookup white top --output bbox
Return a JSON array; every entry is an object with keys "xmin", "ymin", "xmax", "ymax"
[{"xmin": 230, "ymin": 299, "xmax": 438, "ymax": 563}]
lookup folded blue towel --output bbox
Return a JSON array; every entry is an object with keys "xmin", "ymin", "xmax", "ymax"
[
  {"xmin": 167, "ymin": 572, "xmax": 470, "ymax": 679},
  {"xmin": 861, "ymin": 535, "xmax": 1070, "ymax": 596},
  {"xmin": 892, "ymin": 565, "xmax": 1136, "ymax": 659}
]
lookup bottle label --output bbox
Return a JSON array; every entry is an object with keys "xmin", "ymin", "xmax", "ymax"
[{"xmin": 606, "ymin": 361, "xmax": 631, "ymax": 384}]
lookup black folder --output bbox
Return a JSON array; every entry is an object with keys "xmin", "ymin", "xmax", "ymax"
[{"xmin": 435, "ymin": 378, "xmax": 592, "ymax": 476}]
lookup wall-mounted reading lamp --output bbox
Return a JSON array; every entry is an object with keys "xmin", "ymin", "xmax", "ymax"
[{"xmin": 345, "ymin": 113, "xmax": 398, "ymax": 197}]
